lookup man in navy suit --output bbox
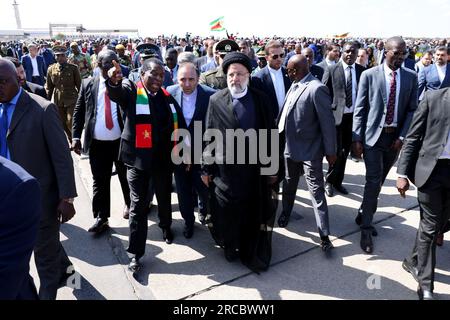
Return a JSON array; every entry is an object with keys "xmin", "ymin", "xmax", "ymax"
[
  {"xmin": 418, "ymin": 46, "xmax": 450, "ymax": 98},
  {"xmin": 252, "ymin": 40, "xmax": 292, "ymax": 121},
  {"xmin": 167, "ymin": 62, "xmax": 216, "ymax": 238},
  {"xmin": 352, "ymin": 36, "xmax": 418, "ymax": 254},
  {"xmin": 21, "ymin": 43, "xmax": 46, "ymax": 86},
  {"xmin": 0, "ymin": 156, "xmax": 40, "ymax": 300}
]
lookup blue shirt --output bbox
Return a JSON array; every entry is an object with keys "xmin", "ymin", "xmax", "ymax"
[{"xmin": 0, "ymin": 88, "xmax": 22, "ymax": 159}]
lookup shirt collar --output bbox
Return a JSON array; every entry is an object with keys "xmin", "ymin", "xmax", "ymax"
[
  {"xmin": 384, "ymin": 62, "xmax": 399, "ymax": 76},
  {"xmin": 341, "ymin": 60, "xmax": 355, "ymax": 69},
  {"xmin": 268, "ymin": 65, "xmax": 282, "ymax": 74}
]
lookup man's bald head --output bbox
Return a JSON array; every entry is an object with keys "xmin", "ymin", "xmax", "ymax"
[
  {"xmin": 385, "ymin": 36, "xmax": 406, "ymax": 51},
  {"xmin": 286, "ymin": 54, "xmax": 309, "ymax": 82},
  {"xmin": 0, "ymin": 58, "xmax": 20, "ymax": 103}
]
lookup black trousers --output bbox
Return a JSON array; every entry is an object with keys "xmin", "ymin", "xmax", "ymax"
[
  {"xmin": 127, "ymin": 166, "xmax": 173, "ymax": 259},
  {"xmin": 407, "ymin": 160, "xmax": 450, "ymax": 292},
  {"xmin": 174, "ymin": 165, "xmax": 208, "ymax": 227},
  {"xmin": 326, "ymin": 113, "xmax": 353, "ymax": 187},
  {"xmin": 89, "ymin": 139, "xmax": 130, "ymax": 219}
]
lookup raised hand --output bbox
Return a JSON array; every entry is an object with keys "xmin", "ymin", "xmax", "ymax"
[{"xmin": 108, "ymin": 60, "xmax": 123, "ymax": 85}]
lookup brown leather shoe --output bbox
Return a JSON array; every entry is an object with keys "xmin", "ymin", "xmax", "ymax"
[{"xmin": 123, "ymin": 206, "xmax": 130, "ymax": 220}]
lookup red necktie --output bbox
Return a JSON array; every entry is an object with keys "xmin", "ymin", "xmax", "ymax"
[
  {"xmin": 105, "ymin": 89, "xmax": 114, "ymax": 130},
  {"xmin": 386, "ymin": 71, "xmax": 396, "ymax": 125}
]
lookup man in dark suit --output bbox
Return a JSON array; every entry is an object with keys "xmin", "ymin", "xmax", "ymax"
[
  {"xmin": 107, "ymin": 58, "xmax": 187, "ymax": 273},
  {"xmin": 352, "ymin": 36, "xmax": 418, "ymax": 254},
  {"xmin": 0, "ymin": 59, "xmax": 77, "ymax": 300},
  {"xmin": 0, "ymin": 156, "xmax": 40, "ymax": 300},
  {"xmin": 72, "ymin": 50, "xmax": 131, "ymax": 232},
  {"xmin": 201, "ymin": 52, "xmax": 278, "ymax": 271},
  {"xmin": 418, "ymin": 46, "xmax": 450, "ymax": 98},
  {"xmin": 277, "ymin": 54, "xmax": 337, "ymax": 251},
  {"xmin": 167, "ymin": 62, "xmax": 216, "ymax": 238},
  {"xmin": 3, "ymin": 56, "xmax": 47, "ymax": 99},
  {"xmin": 397, "ymin": 88, "xmax": 450, "ymax": 300},
  {"xmin": 252, "ymin": 40, "xmax": 292, "ymax": 121},
  {"xmin": 301, "ymin": 47, "xmax": 325, "ymax": 81},
  {"xmin": 21, "ymin": 43, "xmax": 46, "ymax": 86},
  {"xmin": 323, "ymin": 42, "xmax": 366, "ymax": 197}
]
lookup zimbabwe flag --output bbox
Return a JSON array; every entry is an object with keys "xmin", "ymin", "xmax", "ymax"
[
  {"xmin": 210, "ymin": 16, "xmax": 225, "ymax": 32},
  {"xmin": 135, "ymin": 124, "xmax": 152, "ymax": 149}
]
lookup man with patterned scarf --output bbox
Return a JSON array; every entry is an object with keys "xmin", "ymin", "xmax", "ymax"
[{"xmin": 107, "ymin": 58, "xmax": 187, "ymax": 273}]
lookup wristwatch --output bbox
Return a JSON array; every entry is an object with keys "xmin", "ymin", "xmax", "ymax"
[{"xmin": 63, "ymin": 198, "xmax": 75, "ymax": 204}]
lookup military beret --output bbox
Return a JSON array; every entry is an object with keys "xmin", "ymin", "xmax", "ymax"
[
  {"xmin": 216, "ymin": 39, "xmax": 239, "ymax": 55},
  {"xmin": 222, "ymin": 51, "xmax": 252, "ymax": 74},
  {"xmin": 52, "ymin": 45, "xmax": 67, "ymax": 55}
]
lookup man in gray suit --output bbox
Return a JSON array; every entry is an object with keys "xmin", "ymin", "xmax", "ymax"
[
  {"xmin": 277, "ymin": 54, "xmax": 337, "ymax": 252},
  {"xmin": 417, "ymin": 46, "xmax": 450, "ymax": 99},
  {"xmin": 397, "ymin": 88, "xmax": 450, "ymax": 300},
  {"xmin": 352, "ymin": 37, "xmax": 418, "ymax": 254},
  {"xmin": 0, "ymin": 59, "xmax": 77, "ymax": 300}
]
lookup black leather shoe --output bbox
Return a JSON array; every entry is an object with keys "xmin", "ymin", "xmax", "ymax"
[
  {"xmin": 325, "ymin": 183, "xmax": 334, "ymax": 197},
  {"xmin": 402, "ymin": 259, "xmax": 419, "ymax": 282},
  {"xmin": 334, "ymin": 185, "xmax": 349, "ymax": 195},
  {"xmin": 162, "ymin": 228, "xmax": 174, "ymax": 244},
  {"xmin": 320, "ymin": 236, "xmax": 334, "ymax": 252},
  {"xmin": 417, "ymin": 286, "xmax": 434, "ymax": 300},
  {"xmin": 360, "ymin": 230, "xmax": 373, "ymax": 254},
  {"xmin": 88, "ymin": 217, "xmax": 109, "ymax": 233},
  {"xmin": 224, "ymin": 247, "xmax": 239, "ymax": 262},
  {"xmin": 277, "ymin": 212, "xmax": 291, "ymax": 228},
  {"xmin": 183, "ymin": 225, "xmax": 194, "ymax": 239},
  {"xmin": 128, "ymin": 258, "xmax": 141, "ymax": 273}
]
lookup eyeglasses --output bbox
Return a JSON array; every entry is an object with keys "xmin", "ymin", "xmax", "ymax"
[
  {"xmin": 388, "ymin": 50, "xmax": 409, "ymax": 58},
  {"xmin": 227, "ymin": 72, "xmax": 249, "ymax": 79},
  {"xmin": 270, "ymin": 53, "xmax": 285, "ymax": 60}
]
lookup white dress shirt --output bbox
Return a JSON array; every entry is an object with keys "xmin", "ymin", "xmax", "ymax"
[
  {"xmin": 93, "ymin": 75, "xmax": 122, "ymax": 141},
  {"xmin": 325, "ymin": 58, "xmax": 336, "ymax": 67},
  {"xmin": 30, "ymin": 56, "xmax": 40, "ymax": 76},
  {"xmin": 436, "ymin": 64, "xmax": 447, "ymax": 84},
  {"xmin": 278, "ymin": 74, "xmax": 309, "ymax": 133},
  {"xmin": 268, "ymin": 65, "xmax": 286, "ymax": 112},
  {"xmin": 341, "ymin": 61, "xmax": 357, "ymax": 113},
  {"xmin": 383, "ymin": 63, "xmax": 401, "ymax": 127},
  {"xmin": 181, "ymin": 88, "xmax": 197, "ymax": 127}
]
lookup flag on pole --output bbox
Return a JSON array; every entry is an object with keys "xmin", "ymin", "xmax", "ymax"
[{"xmin": 210, "ymin": 16, "xmax": 225, "ymax": 32}]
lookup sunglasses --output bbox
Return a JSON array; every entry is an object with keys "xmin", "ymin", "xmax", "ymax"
[{"xmin": 271, "ymin": 53, "xmax": 285, "ymax": 60}]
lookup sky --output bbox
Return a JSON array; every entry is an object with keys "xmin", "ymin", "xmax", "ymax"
[{"xmin": 1, "ymin": 0, "xmax": 449, "ymax": 38}]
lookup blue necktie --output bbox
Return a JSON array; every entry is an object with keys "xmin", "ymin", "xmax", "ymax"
[{"xmin": 0, "ymin": 103, "xmax": 11, "ymax": 158}]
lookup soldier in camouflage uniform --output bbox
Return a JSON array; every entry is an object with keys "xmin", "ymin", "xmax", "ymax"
[
  {"xmin": 68, "ymin": 42, "xmax": 92, "ymax": 79},
  {"xmin": 116, "ymin": 44, "xmax": 132, "ymax": 68},
  {"xmin": 199, "ymin": 39, "xmax": 239, "ymax": 90},
  {"xmin": 46, "ymin": 45, "xmax": 82, "ymax": 141}
]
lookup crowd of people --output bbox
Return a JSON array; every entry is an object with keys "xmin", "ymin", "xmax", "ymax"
[{"xmin": 0, "ymin": 33, "xmax": 449, "ymax": 300}]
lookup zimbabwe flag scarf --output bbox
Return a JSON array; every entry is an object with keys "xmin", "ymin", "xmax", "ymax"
[{"xmin": 135, "ymin": 80, "xmax": 179, "ymax": 149}]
